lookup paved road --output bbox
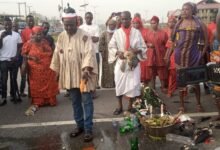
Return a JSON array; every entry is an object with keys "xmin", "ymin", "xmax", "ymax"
[{"xmin": 0, "ymin": 87, "xmax": 220, "ymax": 150}]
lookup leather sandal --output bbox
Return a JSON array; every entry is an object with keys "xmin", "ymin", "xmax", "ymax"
[
  {"xmin": 113, "ymin": 108, "xmax": 123, "ymax": 115},
  {"xmin": 69, "ymin": 128, "xmax": 84, "ymax": 138},
  {"xmin": 84, "ymin": 132, "xmax": 93, "ymax": 142}
]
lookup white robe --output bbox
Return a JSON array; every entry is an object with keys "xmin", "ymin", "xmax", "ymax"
[{"xmin": 108, "ymin": 27, "xmax": 147, "ymax": 97}]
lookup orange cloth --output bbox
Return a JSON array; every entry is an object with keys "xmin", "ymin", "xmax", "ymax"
[
  {"xmin": 132, "ymin": 17, "xmax": 148, "ymax": 42},
  {"xmin": 32, "ymin": 26, "xmax": 43, "ymax": 34},
  {"xmin": 21, "ymin": 27, "xmax": 33, "ymax": 43},
  {"xmin": 210, "ymin": 50, "xmax": 220, "ymax": 63},
  {"xmin": 164, "ymin": 28, "xmax": 177, "ymax": 95},
  {"xmin": 145, "ymin": 29, "xmax": 168, "ymax": 66},
  {"xmin": 132, "ymin": 17, "xmax": 149, "ymax": 82},
  {"xmin": 22, "ymin": 40, "xmax": 59, "ymax": 106},
  {"xmin": 121, "ymin": 25, "xmax": 132, "ymax": 50}
]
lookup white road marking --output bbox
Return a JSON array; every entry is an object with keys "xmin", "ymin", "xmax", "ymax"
[{"xmin": 0, "ymin": 112, "xmax": 218, "ymax": 129}]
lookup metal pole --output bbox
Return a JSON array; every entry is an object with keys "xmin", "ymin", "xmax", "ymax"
[
  {"xmin": 18, "ymin": 3, "xmax": 21, "ymax": 17},
  {"xmin": 24, "ymin": 2, "xmax": 27, "ymax": 17}
]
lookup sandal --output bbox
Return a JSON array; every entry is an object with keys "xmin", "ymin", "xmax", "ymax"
[
  {"xmin": 25, "ymin": 105, "xmax": 38, "ymax": 116},
  {"xmin": 84, "ymin": 132, "xmax": 93, "ymax": 142},
  {"xmin": 70, "ymin": 127, "xmax": 84, "ymax": 138},
  {"xmin": 113, "ymin": 108, "xmax": 123, "ymax": 115}
]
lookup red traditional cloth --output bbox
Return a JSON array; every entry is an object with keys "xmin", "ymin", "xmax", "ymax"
[
  {"xmin": 121, "ymin": 25, "xmax": 132, "ymax": 50},
  {"xmin": 164, "ymin": 28, "xmax": 177, "ymax": 96},
  {"xmin": 151, "ymin": 16, "xmax": 159, "ymax": 23},
  {"xmin": 145, "ymin": 29, "xmax": 168, "ymax": 67},
  {"xmin": 21, "ymin": 27, "xmax": 33, "ymax": 43},
  {"xmin": 132, "ymin": 17, "xmax": 149, "ymax": 81},
  {"xmin": 32, "ymin": 26, "xmax": 43, "ymax": 34},
  {"xmin": 144, "ymin": 29, "xmax": 168, "ymax": 80},
  {"xmin": 207, "ymin": 22, "xmax": 216, "ymax": 45},
  {"xmin": 22, "ymin": 40, "xmax": 59, "ymax": 106},
  {"xmin": 132, "ymin": 17, "xmax": 148, "ymax": 42},
  {"xmin": 167, "ymin": 68, "xmax": 176, "ymax": 95},
  {"xmin": 164, "ymin": 28, "xmax": 175, "ymax": 69}
]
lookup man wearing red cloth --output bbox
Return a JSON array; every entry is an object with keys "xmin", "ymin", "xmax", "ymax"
[
  {"xmin": 164, "ymin": 16, "xmax": 177, "ymax": 97},
  {"xmin": 145, "ymin": 16, "xmax": 168, "ymax": 91}
]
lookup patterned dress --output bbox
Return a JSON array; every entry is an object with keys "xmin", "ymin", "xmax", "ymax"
[
  {"xmin": 22, "ymin": 40, "xmax": 59, "ymax": 106},
  {"xmin": 99, "ymin": 31, "xmax": 115, "ymax": 88},
  {"xmin": 173, "ymin": 18, "xmax": 204, "ymax": 68}
]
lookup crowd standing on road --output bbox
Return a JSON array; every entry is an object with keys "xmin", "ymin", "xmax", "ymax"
[{"xmin": 1, "ymin": 2, "xmax": 220, "ymax": 143}]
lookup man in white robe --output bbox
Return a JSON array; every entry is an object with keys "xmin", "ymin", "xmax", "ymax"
[
  {"xmin": 50, "ymin": 5, "xmax": 97, "ymax": 142},
  {"xmin": 108, "ymin": 11, "xmax": 147, "ymax": 115}
]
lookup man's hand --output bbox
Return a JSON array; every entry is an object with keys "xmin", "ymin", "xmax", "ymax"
[
  {"xmin": 0, "ymin": 31, "xmax": 8, "ymax": 39},
  {"xmin": 29, "ymin": 56, "xmax": 40, "ymax": 63},
  {"xmin": 11, "ymin": 56, "xmax": 18, "ymax": 62},
  {"xmin": 83, "ymin": 35, "xmax": 88, "ymax": 42},
  {"xmin": 164, "ymin": 58, "xmax": 169, "ymax": 67},
  {"xmin": 91, "ymin": 36, "xmax": 99, "ymax": 43},
  {"xmin": 55, "ymin": 72, "xmax": 59, "ymax": 82},
  {"xmin": 116, "ymin": 51, "xmax": 125, "ymax": 59},
  {"xmin": 82, "ymin": 70, "xmax": 90, "ymax": 83}
]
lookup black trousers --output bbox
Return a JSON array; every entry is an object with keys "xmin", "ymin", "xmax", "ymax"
[
  {"xmin": 0, "ymin": 61, "xmax": 19, "ymax": 99},
  {"xmin": 17, "ymin": 57, "xmax": 26, "ymax": 94}
]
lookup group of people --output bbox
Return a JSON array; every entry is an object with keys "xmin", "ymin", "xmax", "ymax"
[
  {"xmin": 107, "ymin": 3, "xmax": 220, "ymax": 117},
  {"xmin": 0, "ymin": 14, "xmax": 58, "ymax": 112},
  {"xmin": 0, "ymin": 1, "xmax": 220, "ymax": 142}
]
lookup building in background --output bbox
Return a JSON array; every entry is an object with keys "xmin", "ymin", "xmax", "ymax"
[{"xmin": 197, "ymin": 0, "xmax": 220, "ymax": 24}]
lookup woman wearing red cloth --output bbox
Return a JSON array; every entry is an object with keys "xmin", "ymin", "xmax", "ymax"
[
  {"xmin": 22, "ymin": 26, "xmax": 59, "ymax": 116},
  {"xmin": 145, "ymin": 16, "xmax": 168, "ymax": 90},
  {"xmin": 164, "ymin": 16, "xmax": 177, "ymax": 97},
  {"xmin": 132, "ymin": 17, "xmax": 148, "ymax": 83}
]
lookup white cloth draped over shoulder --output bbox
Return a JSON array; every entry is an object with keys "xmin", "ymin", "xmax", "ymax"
[{"xmin": 108, "ymin": 27, "xmax": 147, "ymax": 97}]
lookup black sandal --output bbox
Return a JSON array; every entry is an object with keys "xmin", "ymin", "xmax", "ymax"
[
  {"xmin": 84, "ymin": 132, "xmax": 93, "ymax": 142},
  {"xmin": 113, "ymin": 108, "xmax": 123, "ymax": 115},
  {"xmin": 69, "ymin": 128, "xmax": 84, "ymax": 138}
]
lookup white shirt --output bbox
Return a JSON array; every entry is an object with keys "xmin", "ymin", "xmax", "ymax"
[
  {"xmin": 0, "ymin": 30, "xmax": 22, "ymax": 61},
  {"xmin": 79, "ymin": 24, "xmax": 100, "ymax": 53}
]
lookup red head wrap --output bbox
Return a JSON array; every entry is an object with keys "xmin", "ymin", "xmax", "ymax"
[
  {"xmin": 151, "ymin": 16, "xmax": 159, "ymax": 23},
  {"xmin": 132, "ymin": 17, "xmax": 143, "ymax": 29},
  {"xmin": 32, "ymin": 26, "xmax": 43, "ymax": 34}
]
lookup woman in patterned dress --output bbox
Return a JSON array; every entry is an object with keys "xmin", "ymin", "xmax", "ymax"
[{"xmin": 172, "ymin": 2, "xmax": 208, "ymax": 112}]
